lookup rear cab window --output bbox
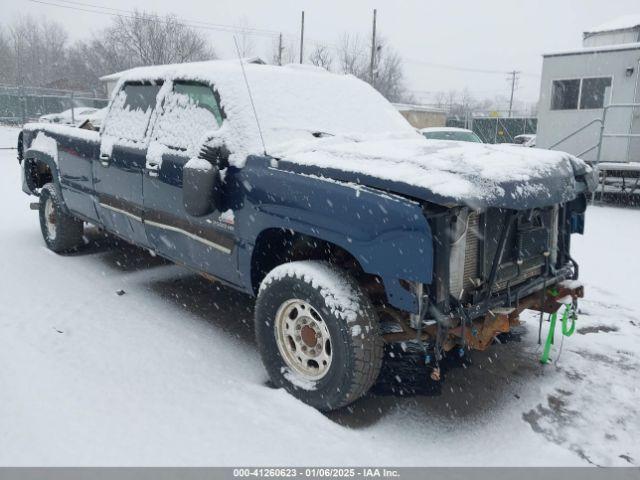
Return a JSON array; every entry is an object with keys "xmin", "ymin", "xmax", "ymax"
[
  {"xmin": 152, "ymin": 81, "xmax": 224, "ymax": 152},
  {"xmin": 102, "ymin": 82, "xmax": 163, "ymax": 143}
]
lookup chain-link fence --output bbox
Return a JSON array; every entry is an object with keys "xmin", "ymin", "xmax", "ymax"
[
  {"xmin": 446, "ymin": 115, "xmax": 537, "ymax": 144},
  {"xmin": 0, "ymin": 84, "xmax": 109, "ymax": 125}
]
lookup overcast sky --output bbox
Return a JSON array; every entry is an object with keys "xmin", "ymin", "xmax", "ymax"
[{"xmin": 10, "ymin": 0, "xmax": 640, "ymax": 106}]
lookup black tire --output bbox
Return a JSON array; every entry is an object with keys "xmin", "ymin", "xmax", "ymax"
[
  {"xmin": 255, "ymin": 260, "xmax": 383, "ymax": 411},
  {"xmin": 39, "ymin": 183, "xmax": 83, "ymax": 253}
]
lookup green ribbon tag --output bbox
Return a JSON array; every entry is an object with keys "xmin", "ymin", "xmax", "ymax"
[
  {"xmin": 540, "ymin": 304, "xmax": 575, "ymax": 364},
  {"xmin": 561, "ymin": 305, "xmax": 576, "ymax": 336}
]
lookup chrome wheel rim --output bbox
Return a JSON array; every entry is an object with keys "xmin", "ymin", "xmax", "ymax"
[
  {"xmin": 44, "ymin": 197, "xmax": 57, "ymax": 240},
  {"xmin": 274, "ymin": 299, "xmax": 333, "ymax": 381}
]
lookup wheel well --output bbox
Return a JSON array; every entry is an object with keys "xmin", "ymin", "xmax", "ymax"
[
  {"xmin": 250, "ymin": 228, "xmax": 384, "ymax": 299},
  {"xmin": 24, "ymin": 158, "xmax": 53, "ymax": 192}
]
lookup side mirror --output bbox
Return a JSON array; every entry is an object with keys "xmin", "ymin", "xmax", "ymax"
[
  {"xmin": 199, "ymin": 143, "xmax": 230, "ymax": 170},
  {"xmin": 183, "ymin": 158, "xmax": 222, "ymax": 217}
]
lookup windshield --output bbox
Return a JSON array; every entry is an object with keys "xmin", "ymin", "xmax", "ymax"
[
  {"xmin": 422, "ymin": 130, "xmax": 483, "ymax": 143},
  {"xmin": 212, "ymin": 63, "xmax": 418, "ymax": 148}
]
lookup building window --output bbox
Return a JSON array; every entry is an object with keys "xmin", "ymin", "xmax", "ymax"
[
  {"xmin": 551, "ymin": 77, "xmax": 612, "ymax": 111},
  {"xmin": 551, "ymin": 79, "xmax": 580, "ymax": 110},
  {"xmin": 580, "ymin": 77, "xmax": 612, "ymax": 109}
]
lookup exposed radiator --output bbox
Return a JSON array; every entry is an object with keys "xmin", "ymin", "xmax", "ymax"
[
  {"xmin": 456, "ymin": 208, "xmax": 557, "ymax": 300},
  {"xmin": 462, "ymin": 211, "xmax": 480, "ymax": 293},
  {"xmin": 449, "ymin": 210, "xmax": 480, "ymax": 300}
]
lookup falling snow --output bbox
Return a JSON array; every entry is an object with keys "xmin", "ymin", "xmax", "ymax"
[{"xmin": 1, "ymin": 113, "xmax": 639, "ymax": 468}]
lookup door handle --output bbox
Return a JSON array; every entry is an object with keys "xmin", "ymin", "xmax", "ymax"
[
  {"xmin": 99, "ymin": 152, "xmax": 110, "ymax": 167},
  {"xmin": 146, "ymin": 161, "xmax": 159, "ymax": 177}
]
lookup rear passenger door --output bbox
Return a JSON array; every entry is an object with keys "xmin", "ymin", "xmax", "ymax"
[
  {"xmin": 94, "ymin": 82, "xmax": 162, "ymax": 247},
  {"xmin": 143, "ymin": 81, "xmax": 241, "ymax": 285}
]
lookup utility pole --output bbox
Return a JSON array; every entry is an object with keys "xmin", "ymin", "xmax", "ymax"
[
  {"xmin": 508, "ymin": 70, "xmax": 520, "ymax": 118},
  {"xmin": 14, "ymin": 35, "xmax": 26, "ymax": 125},
  {"xmin": 299, "ymin": 11, "xmax": 305, "ymax": 64},
  {"xmin": 277, "ymin": 33, "xmax": 283, "ymax": 66},
  {"xmin": 369, "ymin": 9, "xmax": 377, "ymax": 87},
  {"xmin": 70, "ymin": 91, "xmax": 75, "ymax": 125}
]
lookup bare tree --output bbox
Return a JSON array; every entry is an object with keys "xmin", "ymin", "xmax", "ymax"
[
  {"xmin": 106, "ymin": 10, "xmax": 215, "ymax": 66},
  {"xmin": 1, "ymin": 16, "xmax": 70, "ymax": 88},
  {"xmin": 235, "ymin": 16, "xmax": 255, "ymax": 58},
  {"xmin": 58, "ymin": 10, "xmax": 217, "ymax": 92},
  {"xmin": 336, "ymin": 33, "xmax": 367, "ymax": 78},
  {"xmin": 0, "ymin": 13, "xmax": 415, "ymax": 106},
  {"xmin": 434, "ymin": 88, "xmax": 504, "ymax": 117},
  {"xmin": 334, "ymin": 34, "xmax": 412, "ymax": 103},
  {"xmin": 0, "ymin": 11, "xmax": 217, "ymax": 93},
  {"xmin": 434, "ymin": 91, "xmax": 447, "ymax": 109},
  {"xmin": 308, "ymin": 44, "xmax": 333, "ymax": 71},
  {"xmin": 371, "ymin": 40, "xmax": 409, "ymax": 103},
  {"xmin": 0, "ymin": 26, "xmax": 15, "ymax": 84},
  {"xmin": 446, "ymin": 90, "xmax": 458, "ymax": 112},
  {"xmin": 459, "ymin": 88, "xmax": 474, "ymax": 113},
  {"xmin": 268, "ymin": 35, "xmax": 298, "ymax": 65}
]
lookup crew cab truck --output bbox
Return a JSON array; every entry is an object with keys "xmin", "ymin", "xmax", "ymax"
[{"xmin": 18, "ymin": 60, "xmax": 594, "ymax": 411}]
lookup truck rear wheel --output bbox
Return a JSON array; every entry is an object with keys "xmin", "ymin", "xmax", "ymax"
[
  {"xmin": 255, "ymin": 261, "xmax": 383, "ymax": 411},
  {"xmin": 39, "ymin": 183, "xmax": 83, "ymax": 253}
]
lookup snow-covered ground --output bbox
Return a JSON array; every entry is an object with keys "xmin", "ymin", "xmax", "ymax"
[{"xmin": 0, "ymin": 125, "xmax": 638, "ymax": 466}]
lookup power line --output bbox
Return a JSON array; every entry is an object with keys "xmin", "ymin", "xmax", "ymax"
[
  {"xmin": 52, "ymin": 0, "xmax": 282, "ymax": 35},
  {"xmin": 27, "ymin": 0, "xmax": 282, "ymax": 38},
  {"xmin": 404, "ymin": 57, "xmax": 540, "ymax": 77},
  {"xmin": 410, "ymin": 89, "xmax": 512, "ymax": 97},
  {"xmin": 405, "ymin": 58, "xmax": 508, "ymax": 75},
  {"xmin": 49, "ymin": 0, "xmax": 282, "ymax": 36},
  {"xmin": 26, "ymin": 0, "xmax": 543, "ymax": 80}
]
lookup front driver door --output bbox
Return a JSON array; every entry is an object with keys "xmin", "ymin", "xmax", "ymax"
[
  {"xmin": 142, "ymin": 80, "xmax": 241, "ymax": 286},
  {"xmin": 94, "ymin": 82, "xmax": 162, "ymax": 247}
]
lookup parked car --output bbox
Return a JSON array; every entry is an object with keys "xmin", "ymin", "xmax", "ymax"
[
  {"xmin": 513, "ymin": 134, "xmax": 536, "ymax": 147},
  {"xmin": 420, "ymin": 127, "xmax": 483, "ymax": 143},
  {"xmin": 78, "ymin": 107, "xmax": 108, "ymax": 131},
  {"xmin": 18, "ymin": 60, "xmax": 593, "ymax": 411},
  {"xmin": 39, "ymin": 107, "xmax": 100, "ymax": 126}
]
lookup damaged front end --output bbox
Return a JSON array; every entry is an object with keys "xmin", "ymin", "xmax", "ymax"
[{"xmin": 377, "ymin": 193, "xmax": 588, "ymax": 393}]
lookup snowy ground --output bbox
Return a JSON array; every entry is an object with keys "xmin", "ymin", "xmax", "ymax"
[{"xmin": 0, "ymin": 125, "xmax": 638, "ymax": 466}]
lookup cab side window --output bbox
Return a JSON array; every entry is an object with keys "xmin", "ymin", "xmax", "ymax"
[
  {"xmin": 152, "ymin": 81, "xmax": 224, "ymax": 151},
  {"xmin": 102, "ymin": 82, "xmax": 162, "ymax": 142}
]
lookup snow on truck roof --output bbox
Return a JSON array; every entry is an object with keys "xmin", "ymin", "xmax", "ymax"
[
  {"xmin": 96, "ymin": 59, "xmax": 589, "ymax": 205},
  {"xmin": 110, "ymin": 59, "xmax": 415, "ymax": 166}
]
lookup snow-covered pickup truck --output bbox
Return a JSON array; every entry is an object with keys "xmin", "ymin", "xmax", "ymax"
[{"xmin": 18, "ymin": 60, "xmax": 594, "ymax": 410}]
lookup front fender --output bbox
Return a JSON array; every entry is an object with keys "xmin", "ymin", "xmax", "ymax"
[{"xmin": 236, "ymin": 156, "xmax": 433, "ymax": 313}]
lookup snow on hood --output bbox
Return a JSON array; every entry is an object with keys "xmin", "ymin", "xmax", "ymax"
[{"xmin": 272, "ymin": 135, "xmax": 593, "ymax": 209}]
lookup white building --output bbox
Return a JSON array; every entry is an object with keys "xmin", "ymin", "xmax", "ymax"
[
  {"xmin": 536, "ymin": 15, "xmax": 640, "ymax": 164},
  {"xmin": 392, "ymin": 103, "xmax": 446, "ymax": 129}
]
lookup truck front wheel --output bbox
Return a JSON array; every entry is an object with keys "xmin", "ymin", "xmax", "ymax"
[
  {"xmin": 39, "ymin": 183, "xmax": 83, "ymax": 253},
  {"xmin": 255, "ymin": 261, "xmax": 383, "ymax": 411}
]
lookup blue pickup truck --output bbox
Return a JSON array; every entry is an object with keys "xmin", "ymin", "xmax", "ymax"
[{"xmin": 18, "ymin": 60, "xmax": 593, "ymax": 410}]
